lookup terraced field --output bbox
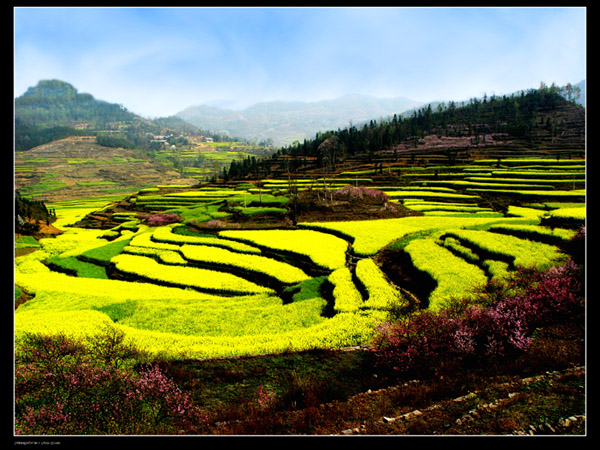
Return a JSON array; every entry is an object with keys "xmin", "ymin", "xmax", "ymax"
[
  {"xmin": 13, "ymin": 136, "xmax": 272, "ymax": 202},
  {"xmin": 14, "ymin": 156, "xmax": 585, "ymax": 359}
]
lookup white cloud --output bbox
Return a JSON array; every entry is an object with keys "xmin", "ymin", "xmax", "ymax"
[{"xmin": 14, "ymin": 7, "xmax": 586, "ymax": 116}]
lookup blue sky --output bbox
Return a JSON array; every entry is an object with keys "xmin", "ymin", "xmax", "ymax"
[{"xmin": 14, "ymin": 6, "xmax": 586, "ymax": 117}]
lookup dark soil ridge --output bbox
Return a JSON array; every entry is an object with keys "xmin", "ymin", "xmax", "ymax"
[
  {"xmin": 338, "ymin": 365, "xmax": 585, "ymax": 435},
  {"xmin": 292, "ymin": 190, "xmax": 422, "ymax": 223},
  {"xmin": 375, "ymin": 247, "xmax": 437, "ymax": 310},
  {"xmin": 440, "ymin": 231, "xmax": 518, "ymax": 271}
]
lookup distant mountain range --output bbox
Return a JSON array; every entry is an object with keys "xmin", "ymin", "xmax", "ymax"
[
  {"xmin": 15, "ymin": 79, "xmax": 585, "ymax": 152},
  {"xmin": 176, "ymin": 80, "xmax": 585, "ymax": 147},
  {"xmin": 176, "ymin": 94, "xmax": 425, "ymax": 147}
]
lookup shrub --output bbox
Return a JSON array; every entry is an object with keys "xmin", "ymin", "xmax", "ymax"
[
  {"xmin": 334, "ymin": 185, "xmax": 389, "ymax": 203},
  {"xmin": 372, "ymin": 259, "xmax": 584, "ymax": 377},
  {"xmin": 85, "ymin": 323, "xmax": 146, "ymax": 369},
  {"xmin": 256, "ymin": 385, "xmax": 276, "ymax": 410},
  {"xmin": 14, "ymin": 328, "xmax": 206, "ymax": 435},
  {"xmin": 147, "ymin": 213, "xmax": 181, "ymax": 227},
  {"xmin": 523, "ymin": 258, "xmax": 583, "ymax": 323}
]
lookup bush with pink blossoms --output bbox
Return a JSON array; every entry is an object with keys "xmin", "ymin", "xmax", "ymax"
[
  {"xmin": 15, "ymin": 329, "xmax": 206, "ymax": 435},
  {"xmin": 525, "ymin": 258, "xmax": 583, "ymax": 323},
  {"xmin": 147, "ymin": 213, "xmax": 180, "ymax": 227},
  {"xmin": 333, "ymin": 185, "xmax": 389, "ymax": 203},
  {"xmin": 135, "ymin": 364, "xmax": 207, "ymax": 431},
  {"xmin": 372, "ymin": 258, "xmax": 584, "ymax": 377},
  {"xmin": 255, "ymin": 385, "xmax": 276, "ymax": 410}
]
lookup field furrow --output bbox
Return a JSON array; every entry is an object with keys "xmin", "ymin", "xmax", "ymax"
[
  {"xmin": 110, "ymin": 253, "xmax": 275, "ymax": 296},
  {"xmin": 441, "ymin": 229, "xmax": 564, "ymax": 271}
]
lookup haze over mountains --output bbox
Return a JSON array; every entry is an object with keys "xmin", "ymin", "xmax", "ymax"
[{"xmin": 176, "ymin": 95, "xmax": 425, "ymax": 147}]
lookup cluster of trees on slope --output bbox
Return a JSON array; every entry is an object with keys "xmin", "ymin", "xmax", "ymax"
[
  {"xmin": 15, "ymin": 190, "xmax": 56, "ymax": 234},
  {"xmin": 221, "ymin": 83, "xmax": 583, "ymax": 180}
]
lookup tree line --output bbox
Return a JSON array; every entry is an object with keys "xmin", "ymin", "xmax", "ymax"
[{"xmin": 221, "ymin": 83, "xmax": 582, "ymax": 180}]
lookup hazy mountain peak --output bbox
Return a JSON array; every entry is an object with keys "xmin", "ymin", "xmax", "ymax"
[
  {"xmin": 176, "ymin": 95, "xmax": 425, "ymax": 146},
  {"xmin": 22, "ymin": 79, "xmax": 78, "ymax": 96}
]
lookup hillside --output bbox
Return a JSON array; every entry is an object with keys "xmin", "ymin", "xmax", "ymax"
[
  {"xmin": 14, "ymin": 79, "xmax": 236, "ymax": 152},
  {"xmin": 176, "ymin": 94, "xmax": 424, "ymax": 147},
  {"xmin": 13, "ymin": 80, "xmax": 197, "ymax": 202},
  {"xmin": 14, "ymin": 80, "xmax": 277, "ymax": 201},
  {"xmin": 15, "ymin": 79, "xmax": 136, "ymax": 151},
  {"xmin": 221, "ymin": 84, "xmax": 586, "ymax": 181},
  {"xmin": 15, "ymin": 79, "xmax": 136, "ymax": 127},
  {"xmin": 14, "ymin": 136, "xmax": 198, "ymax": 202},
  {"xmin": 15, "ymin": 80, "xmax": 584, "ymax": 204}
]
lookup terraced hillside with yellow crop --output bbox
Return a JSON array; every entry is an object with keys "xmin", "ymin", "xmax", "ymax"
[{"xmin": 16, "ymin": 154, "xmax": 584, "ymax": 359}]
